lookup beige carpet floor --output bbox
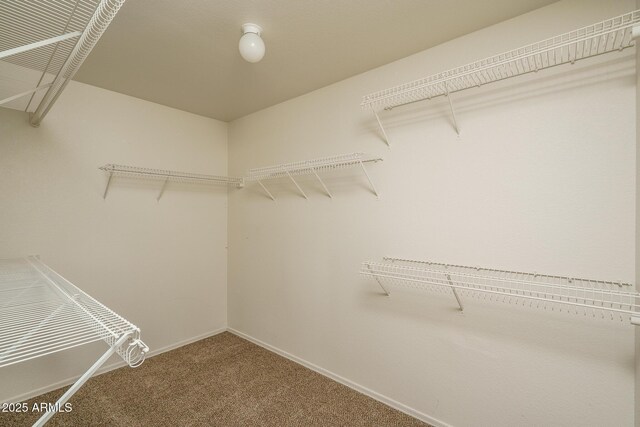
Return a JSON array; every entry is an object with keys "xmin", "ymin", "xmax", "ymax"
[{"xmin": 2, "ymin": 332, "xmax": 429, "ymax": 426}]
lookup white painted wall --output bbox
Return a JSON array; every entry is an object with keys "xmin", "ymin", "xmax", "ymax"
[
  {"xmin": 0, "ymin": 0, "xmax": 637, "ymax": 424},
  {"xmin": 228, "ymin": 0, "xmax": 637, "ymax": 425},
  {"xmin": 0, "ymin": 81, "xmax": 229, "ymax": 402}
]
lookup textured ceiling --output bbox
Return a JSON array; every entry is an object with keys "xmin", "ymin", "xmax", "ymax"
[{"xmin": 74, "ymin": 0, "xmax": 558, "ymax": 122}]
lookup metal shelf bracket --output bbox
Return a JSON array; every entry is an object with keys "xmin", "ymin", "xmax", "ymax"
[
  {"xmin": 444, "ymin": 83, "xmax": 460, "ymax": 135},
  {"xmin": 358, "ymin": 160, "xmax": 379, "ymax": 198},
  {"xmin": 285, "ymin": 170, "xmax": 308, "ymax": 199},
  {"xmin": 257, "ymin": 180, "xmax": 275, "ymax": 200},
  {"xmin": 246, "ymin": 153, "xmax": 382, "ymax": 200},
  {"xmin": 102, "ymin": 172, "xmax": 113, "ymax": 199},
  {"xmin": 311, "ymin": 166, "xmax": 332, "ymax": 198},
  {"xmin": 365, "ymin": 263, "xmax": 389, "ymax": 296},
  {"xmin": 371, "ymin": 106, "xmax": 391, "ymax": 147}
]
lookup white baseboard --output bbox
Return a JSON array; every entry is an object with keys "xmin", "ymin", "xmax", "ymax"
[
  {"xmin": 4, "ymin": 327, "xmax": 228, "ymax": 404},
  {"xmin": 227, "ymin": 327, "xmax": 451, "ymax": 427},
  {"xmin": 7, "ymin": 326, "xmax": 450, "ymax": 427}
]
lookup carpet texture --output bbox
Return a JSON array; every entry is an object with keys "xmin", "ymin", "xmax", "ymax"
[{"xmin": 1, "ymin": 332, "xmax": 429, "ymax": 426}]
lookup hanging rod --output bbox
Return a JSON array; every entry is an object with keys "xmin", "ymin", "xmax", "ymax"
[
  {"xmin": 28, "ymin": 0, "xmax": 127, "ymax": 126},
  {"xmin": 99, "ymin": 164, "xmax": 244, "ymax": 200},
  {"xmin": 361, "ymin": 258, "xmax": 640, "ymax": 325},
  {"xmin": 245, "ymin": 152, "xmax": 383, "ymax": 200},
  {"xmin": 361, "ymin": 9, "xmax": 640, "ymax": 140}
]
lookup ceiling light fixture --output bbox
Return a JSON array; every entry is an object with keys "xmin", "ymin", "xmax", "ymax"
[{"xmin": 239, "ymin": 23, "xmax": 265, "ymax": 63}]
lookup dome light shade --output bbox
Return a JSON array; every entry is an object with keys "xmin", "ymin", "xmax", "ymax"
[{"xmin": 239, "ymin": 23, "xmax": 265, "ymax": 63}]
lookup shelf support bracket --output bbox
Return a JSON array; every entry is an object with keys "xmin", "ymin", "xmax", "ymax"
[
  {"xmin": 102, "ymin": 172, "xmax": 113, "ymax": 199},
  {"xmin": 156, "ymin": 178, "xmax": 169, "ymax": 201},
  {"xmin": 0, "ymin": 84, "xmax": 52, "ymax": 106},
  {"xmin": 446, "ymin": 274, "xmax": 464, "ymax": 311},
  {"xmin": 310, "ymin": 167, "xmax": 332, "ymax": 198},
  {"xmin": 358, "ymin": 160, "xmax": 379, "ymax": 198},
  {"xmin": 631, "ymin": 315, "xmax": 640, "ymax": 326},
  {"xmin": 285, "ymin": 170, "xmax": 308, "ymax": 199},
  {"xmin": 444, "ymin": 83, "xmax": 460, "ymax": 135},
  {"xmin": 371, "ymin": 106, "xmax": 390, "ymax": 147},
  {"xmin": 33, "ymin": 332, "xmax": 132, "ymax": 427},
  {"xmin": 257, "ymin": 180, "xmax": 275, "ymax": 201},
  {"xmin": 0, "ymin": 32, "xmax": 82, "ymax": 60},
  {"xmin": 366, "ymin": 264, "xmax": 389, "ymax": 296}
]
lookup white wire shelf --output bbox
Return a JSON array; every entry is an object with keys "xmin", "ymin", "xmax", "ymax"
[
  {"xmin": 0, "ymin": 256, "xmax": 148, "ymax": 425},
  {"xmin": 245, "ymin": 152, "xmax": 383, "ymax": 200},
  {"xmin": 99, "ymin": 164, "xmax": 244, "ymax": 200},
  {"xmin": 0, "ymin": 0, "xmax": 125, "ymax": 124},
  {"xmin": 0, "ymin": 256, "xmax": 148, "ymax": 369},
  {"xmin": 361, "ymin": 9, "xmax": 640, "ymax": 142},
  {"xmin": 361, "ymin": 258, "xmax": 640, "ymax": 325}
]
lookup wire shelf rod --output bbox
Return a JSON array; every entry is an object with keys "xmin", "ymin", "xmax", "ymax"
[
  {"xmin": 99, "ymin": 164, "xmax": 243, "ymax": 185},
  {"xmin": 246, "ymin": 152, "xmax": 381, "ymax": 180},
  {"xmin": 367, "ymin": 22, "xmax": 635, "ymax": 107},
  {"xmin": 0, "ymin": 302, "xmax": 77, "ymax": 348},
  {"xmin": 1, "ymin": 330, "xmax": 104, "ymax": 362},
  {"xmin": 99, "ymin": 163, "xmax": 244, "ymax": 200},
  {"xmin": 27, "ymin": 258, "xmax": 121, "ymax": 339},
  {"xmin": 0, "ymin": 282, "xmax": 42, "ymax": 293},
  {"xmin": 0, "ymin": 320, "xmax": 105, "ymax": 349},
  {"xmin": 361, "ymin": 10, "xmax": 640, "ymax": 137},
  {"xmin": 363, "ymin": 269, "xmax": 636, "ymax": 315},
  {"xmin": 246, "ymin": 152, "xmax": 383, "ymax": 200},
  {"xmin": 0, "ymin": 2, "xmax": 96, "ymax": 50},
  {"xmin": 0, "ymin": 338, "xmax": 104, "ymax": 369},
  {"xmin": 383, "ymin": 257, "xmax": 633, "ymax": 287},
  {"xmin": 361, "ymin": 260, "xmax": 640, "ymax": 324},
  {"xmin": 362, "ymin": 269, "xmax": 637, "ymax": 313},
  {"xmin": 0, "ymin": 304, "xmax": 134, "ymax": 335},
  {"xmin": 0, "ymin": 319, "xmax": 128, "ymax": 349},
  {"xmin": 1, "ymin": 315, "xmax": 113, "ymax": 340},
  {"xmin": 1, "ymin": 335, "xmax": 104, "ymax": 368},
  {"xmin": 0, "ymin": 0, "xmax": 87, "ymax": 23},
  {"xmin": 3, "ymin": 296, "xmax": 90, "ymax": 316},
  {"xmin": 363, "ymin": 267, "xmax": 635, "ymax": 308}
]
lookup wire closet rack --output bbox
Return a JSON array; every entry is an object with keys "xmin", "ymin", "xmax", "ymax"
[
  {"xmin": 99, "ymin": 164, "xmax": 244, "ymax": 200},
  {"xmin": 245, "ymin": 152, "xmax": 383, "ymax": 200},
  {"xmin": 0, "ymin": 0, "xmax": 126, "ymax": 125},
  {"xmin": 361, "ymin": 9, "xmax": 640, "ymax": 143},
  {"xmin": 361, "ymin": 257, "xmax": 640, "ymax": 325},
  {"xmin": 0, "ymin": 256, "xmax": 148, "ymax": 426}
]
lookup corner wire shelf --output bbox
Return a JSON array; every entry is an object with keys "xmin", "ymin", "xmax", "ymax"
[
  {"xmin": 245, "ymin": 152, "xmax": 383, "ymax": 200},
  {"xmin": 361, "ymin": 9, "xmax": 640, "ymax": 144},
  {"xmin": 99, "ymin": 164, "xmax": 244, "ymax": 200},
  {"xmin": 0, "ymin": 256, "xmax": 148, "ymax": 426},
  {"xmin": 360, "ymin": 257, "xmax": 640, "ymax": 326},
  {"xmin": 0, "ymin": 0, "xmax": 126, "ymax": 125}
]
